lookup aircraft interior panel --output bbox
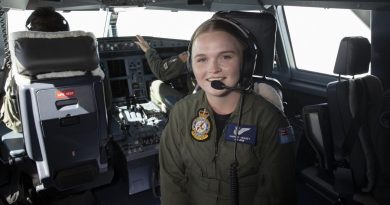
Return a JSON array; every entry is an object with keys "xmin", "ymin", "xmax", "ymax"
[{"xmin": 97, "ymin": 36, "xmax": 188, "ymax": 195}]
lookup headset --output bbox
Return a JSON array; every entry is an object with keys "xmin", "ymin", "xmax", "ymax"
[
  {"xmin": 25, "ymin": 7, "xmax": 69, "ymax": 32},
  {"xmin": 186, "ymin": 16, "xmax": 260, "ymax": 90}
]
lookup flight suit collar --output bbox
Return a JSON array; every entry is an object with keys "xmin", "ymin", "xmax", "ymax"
[{"xmin": 197, "ymin": 90, "xmax": 254, "ymax": 118}]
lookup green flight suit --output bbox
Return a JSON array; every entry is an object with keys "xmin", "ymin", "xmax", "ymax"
[
  {"xmin": 159, "ymin": 90, "xmax": 297, "ymax": 205},
  {"xmin": 145, "ymin": 48, "xmax": 195, "ymax": 112},
  {"xmin": 145, "ymin": 48, "xmax": 194, "ymax": 94}
]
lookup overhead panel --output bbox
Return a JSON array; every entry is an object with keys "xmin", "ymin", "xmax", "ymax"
[
  {"xmin": 146, "ymin": 0, "xmax": 212, "ymax": 11},
  {"xmin": 100, "ymin": 0, "xmax": 154, "ymax": 6},
  {"xmin": 261, "ymin": 0, "xmax": 390, "ymax": 10},
  {"xmin": 0, "ymin": 0, "xmax": 29, "ymax": 9},
  {"xmin": 145, "ymin": 0, "xmax": 264, "ymax": 11},
  {"xmin": 212, "ymin": 0, "xmax": 261, "ymax": 10},
  {"xmin": 25, "ymin": 0, "xmax": 101, "ymax": 10}
]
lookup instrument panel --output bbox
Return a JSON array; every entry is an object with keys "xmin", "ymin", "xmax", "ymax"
[
  {"xmin": 98, "ymin": 36, "xmax": 188, "ymax": 103},
  {"xmin": 98, "ymin": 36, "xmax": 188, "ymax": 195}
]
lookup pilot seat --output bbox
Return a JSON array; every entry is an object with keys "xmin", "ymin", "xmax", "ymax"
[
  {"xmin": 3, "ymin": 30, "xmax": 113, "ymax": 193},
  {"xmin": 302, "ymin": 36, "xmax": 388, "ymax": 204}
]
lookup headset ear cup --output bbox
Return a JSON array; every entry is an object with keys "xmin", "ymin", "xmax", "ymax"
[
  {"xmin": 239, "ymin": 48, "xmax": 255, "ymax": 89},
  {"xmin": 213, "ymin": 17, "xmax": 258, "ymax": 90}
]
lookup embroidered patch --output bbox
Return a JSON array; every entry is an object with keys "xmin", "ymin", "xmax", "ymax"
[
  {"xmin": 191, "ymin": 108, "xmax": 211, "ymax": 141},
  {"xmin": 278, "ymin": 126, "xmax": 295, "ymax": 144},
  {"xmin": 163, "ymin": 62, "xmax": 169, "ymax": 70},
  {"xmin": 168, "ymin": 57, "xmax": 178, "ymax": 63},
  {"xmin": 224, "ymin": 123, "xmax": 257, "ymax": 145},
  {"xmin": 163, "ymin": 57, "xmax": 178, "ymax": 70}
]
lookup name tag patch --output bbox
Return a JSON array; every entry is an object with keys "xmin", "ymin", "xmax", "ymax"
[
  {"xmin": 224, "ymin": 123, "xmax": 257, "ymax": 145},
  {"xmin": 278, "ymin": 126, "xmax": 295, "ymax": 144}
]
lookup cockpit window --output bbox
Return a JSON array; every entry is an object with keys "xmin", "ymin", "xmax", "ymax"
[
  {"xmin": 8, "ymin": 8, "xmax": 214, "ymax": 40},
  {"xmin": 284, "ymin": 6, "xmax": 371, "ymax": 75},
  {"xmin": 116, "ymin": 8, "xmax": 214, "ymax": 40},
  {"xmin": 8, "ymin": 10, "xmax": 107, "ymax": 37}
]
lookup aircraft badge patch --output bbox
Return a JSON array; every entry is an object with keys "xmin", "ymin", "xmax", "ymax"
[{"xmin": 191, "ymin": 108, "xmax": 211, "ymax": 141}]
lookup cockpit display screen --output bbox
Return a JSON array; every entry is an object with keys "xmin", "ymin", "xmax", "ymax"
[{"xmin": 107, "ymin": 59, "xmax": 127, "ymax": 78}]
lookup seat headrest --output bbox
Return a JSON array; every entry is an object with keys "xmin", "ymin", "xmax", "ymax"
[
  {"xmin": 213, "ymin": 11, "xmax": 276, "ymax": 76},
  {"xmin": 252, "ymin": 75, "xmax": 283, "ymax": 111},
  {"xmin": 9, "ymin": 31, "xmax": 100, "ymax": 77},
  {"xmin": 334, "ymin": 37, "xmax": 371, "ymax": 76},
  {"xmin": 252, "ymin": 75, "xmax": 283, "ymax": 93}
]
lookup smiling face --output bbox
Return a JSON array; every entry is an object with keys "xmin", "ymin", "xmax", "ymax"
[{"xmin": 191, "ymin": 30, "xmax": 243, "ymax": 97}]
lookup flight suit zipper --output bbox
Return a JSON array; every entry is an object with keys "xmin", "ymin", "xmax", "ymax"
[
  {"xmin": 213, "ymin": 118, "xmax": 231, "ymax": 162},
  {"xmin": 213, "ymin": 116, "xmax": 232, "ymax": 204}
]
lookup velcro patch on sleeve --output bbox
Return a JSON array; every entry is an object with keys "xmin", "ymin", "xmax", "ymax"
[{"xmin": 278, "ymin": 126, "xmax": 295, "ymax": 144}]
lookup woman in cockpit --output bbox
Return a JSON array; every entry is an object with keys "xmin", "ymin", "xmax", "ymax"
[{"xmin": 159, "ymin": 17, "xmax": 297, "ymax": 205}]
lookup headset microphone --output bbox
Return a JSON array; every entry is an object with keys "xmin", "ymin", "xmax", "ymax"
[{"xmin": 211, "ymin": 80, "xmax": 250, "ymax": 92}]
